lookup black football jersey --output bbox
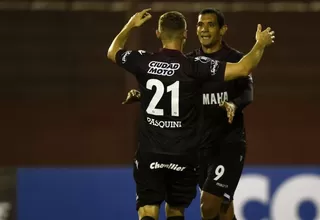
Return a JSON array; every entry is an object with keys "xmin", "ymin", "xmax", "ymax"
[
  {"xmin": 115, "ymin": 48, "xmax": 226, "ymax": 156},
  {"xmin": 187, "ymin": 42, "xmax": 253, "ymax": 146}
]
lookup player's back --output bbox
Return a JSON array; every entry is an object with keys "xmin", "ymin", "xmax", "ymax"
[
  {"xmin": 137, "ymin": 49, "xmax": 203, "ymax": 157},
  {"xmin": 115, "ymin": 48, "xmax": 225, "ymax": 158}
]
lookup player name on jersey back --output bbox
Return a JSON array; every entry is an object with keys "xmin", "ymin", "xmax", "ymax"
[
  {"xmin": 147, "ymin": 117, "xmax": 182, "ymax": 129},
  {"xmin": 145, "ymin": 59, "xmax": 183, "ymax": 130},
  {"xmin": 115, "ymin": 48, "xmax": 226, "ymax": 155}
]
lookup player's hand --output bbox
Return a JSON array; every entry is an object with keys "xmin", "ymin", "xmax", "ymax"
[
  {"xmin": 219, "ymin": 101, "xmax": 236, "ymax": 124},
  {"xmin": 122, "ymin": 89, "xmax": 141, "ymax": 104},
  {"xmin": 255, "ymin": 24, "xmax": 275, "ymax": 47},
  {"xmin": 127, "ymin": 8, "xmax": 152, "ymax": 28}
]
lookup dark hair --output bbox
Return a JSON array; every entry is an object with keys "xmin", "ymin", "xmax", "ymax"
[
  {"xmin": 158, "ymin": 11, "xmax": 187, "ymax": 35},
  {"xmin": 199, "ymin": 8, "xmax": 225, "ymax": 27}
]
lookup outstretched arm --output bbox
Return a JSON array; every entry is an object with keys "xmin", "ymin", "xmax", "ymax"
[
  {"xmin": 224, "ymin": 24, "xmax": 275, "ymax": 81},
  {"xmin": 107, "ymin": 8, "xmax": 152, "ymax": 62}
]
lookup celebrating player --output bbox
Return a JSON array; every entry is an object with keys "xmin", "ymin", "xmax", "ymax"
[{"xmin": 107, "ymin": 9, "xmax": 274, "ymax": 220}]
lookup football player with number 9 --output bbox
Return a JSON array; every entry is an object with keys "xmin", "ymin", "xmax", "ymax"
[{"xmin": 107, "ymin": 9, "xmax": 275, "ymax": 220}]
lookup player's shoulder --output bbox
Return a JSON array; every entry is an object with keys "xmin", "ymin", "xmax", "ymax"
[
  {"xmin": 185, "ymin": 49, "xmax": 215, "ymax": 63},
  {"xmin": 132, "ymin": 49, "xmax": 153, "ymax": 56},
  {"xmin": 119, "ymin": 49, "xmax": 152, "ymax": 57},
  {"xmin": 228, "ymin": 47, "xmax": 244, "ymax": 59},
  {"xmin": 185, "ymin": 48, "xmax": 201, "ymax": 58},
  {"xmin": 223, "ymin": 44, "xmax": 253, "ymax": 82},
  {"xmin": 222, "ymin": 42, "xmax": 244, "ymax": 61},
  {"xmin": 117, "ymin": 49, "xmax": 152, "ymax": 64},
  {"xmin": 193, "ymin": 55, "xmax": 214, "ymax": 64}
]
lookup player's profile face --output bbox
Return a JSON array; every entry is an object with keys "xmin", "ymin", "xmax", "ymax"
[{"xmin": 196, "ymin": 13, "xmax": 221, "ymax": 47}]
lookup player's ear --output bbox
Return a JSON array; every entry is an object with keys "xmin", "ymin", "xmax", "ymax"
[
  {"xmin": 156, "ymin": 29, "xmax": 161, "ymax": 39},
  {"xmin": 220, "ymin": 25, "xmax": 228, "ymax": 36},
  {"xmin": 183, "ymin": 29, "xmax": 187, "ymax": 39}
]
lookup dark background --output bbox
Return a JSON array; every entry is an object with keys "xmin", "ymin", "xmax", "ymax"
[{"xmin": 0, "ymin": 0, "xmax": 319, "ymax": 165}]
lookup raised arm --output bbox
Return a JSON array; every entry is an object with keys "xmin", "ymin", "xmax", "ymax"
[
  {"xmin": 107, "ymin": 9, "xmax": 152, "ymax": 63},
  {"xmin": 224, "ymin": 24, "xmax": 275, "ymax": 81}
]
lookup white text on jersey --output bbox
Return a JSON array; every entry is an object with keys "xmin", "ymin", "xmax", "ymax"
[
  {"xmin": 203, "ymin": 92, "xmax": 228, "ymax": 105},
  {"xmin": 147, "ymin": 117, "xmax": 182, "ymax": 128},
  {"xmin": 150, "ymin": 162, "xmax": 186, "ymax": 171},
  {"xmin": 147, "ymin": 61, "xmax": 180, "ymax": 76}
]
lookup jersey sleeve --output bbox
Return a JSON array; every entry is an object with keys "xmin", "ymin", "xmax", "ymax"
[
  {"xmin": 192, "ymin": 56, "xmax": 226, "ymax": 82},
  {"xmin": 115, "ymin": 49, "xmax": 148, "ymax": 75}
]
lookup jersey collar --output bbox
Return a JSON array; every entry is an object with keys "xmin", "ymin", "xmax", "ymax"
[{"xmin": 159, "ymin": 48, "xmax": 184, "ymax": 56}]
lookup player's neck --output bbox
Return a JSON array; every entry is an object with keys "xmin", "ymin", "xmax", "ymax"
[
  {"xmin": 162, "ymin": 41, "xmax": 183, "ymax": 52},
  {"xmin": 201, "ymin": 39, "xmax": 223, "ymax": 54}
]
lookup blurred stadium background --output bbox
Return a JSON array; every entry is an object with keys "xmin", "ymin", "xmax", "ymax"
[{"xmin": 0, "ymin": 0, "xmax": 319, "ymax": 219}]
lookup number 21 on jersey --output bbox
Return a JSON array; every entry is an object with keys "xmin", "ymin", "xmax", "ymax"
[{"xmin": 146, "ymin": 79, "xmax": 179, "ymax": 117}]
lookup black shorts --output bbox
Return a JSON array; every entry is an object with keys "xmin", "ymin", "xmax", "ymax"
[
  {"xmin": 198, "ymin": 142, "xmax": 246, "ymax": 202},
  {"xmin": 133, "ymin": 150, "xmax": 198, "ymax": 210}
]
